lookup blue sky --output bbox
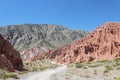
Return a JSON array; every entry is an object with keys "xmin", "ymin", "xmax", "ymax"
[{"xmin": 0, "ymin": 0, "xmax": 120, "ymax": 31}]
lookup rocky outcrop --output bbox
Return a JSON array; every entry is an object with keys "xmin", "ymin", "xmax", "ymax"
[
  {"xmin": 32, "ymin": 22, "xmax": 120, "ymax": 63},
  {"xmin": 21, "ymin": 46, "xmax": 48, "ymax": 61},
  {"xmin": 0, "ymin": 35, "xmax": 23, "ymax": 71},
  {"xmin": 0, "ymin": 24, "xmax": 88, "ymax": 52}
]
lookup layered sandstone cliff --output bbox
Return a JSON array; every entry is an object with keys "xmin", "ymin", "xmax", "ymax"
[
  {"xmin": 0, "ymin": 35, "xmax": 23, "ymax": 71},
  {"xmin": 32, "ymin": 22, "xmax": 120, "ymax": 63}
]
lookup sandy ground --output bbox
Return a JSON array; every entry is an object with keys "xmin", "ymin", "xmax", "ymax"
[
  {"xmin": 17, "ymin": 65, "xmax": 67, "ymax": 80},
  {"xmin": 3, "ymin": 60, "xmax": 120, "ymax": 80},
  {"xmin": 53, "ymin": 61, "xmax": 120, "ymax": 80}
]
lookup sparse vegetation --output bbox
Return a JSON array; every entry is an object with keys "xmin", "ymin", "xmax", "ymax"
[
  {"xmin": 1, "ymin": 58, "xmax": 120, "ymax": 80},
  {"xmin": 63, "ymin": 58, "xmax": 120, "ymax": 80},
  {"xmin": 0, "ymin": 68, "xmax": 6, "ymax": 80},
  {"xmin": 98, "ymin": 60, "xmax": 110, "ymax": 63},
  {"xmin": 67, "ymin": 64, "xmax": 74, "ymax": 67},
  {"xmin": 4, "ymin": 73, "xmax": 19, "ymax": 79},
  {"xmin": 88, "ymin": 64, "xmax": 101, "ymax": 68},
  {"xmin": 103, "ymin": 69, "xmax": 109, "ymax": 74},
  {"xmin": 113, "ymin": 58, "xmax": 120, "ymax": 67},
  {"xmin": 0, "ymin": 60, "xmax": 58, "ymax": 79},
  {"xmin": 115, "ymin": 77, "xmax": 120, "ymax": 80},
  {"xmin": 105, "ymin": 65, "xmax": 114, "ymax": 70},
  {"xmin": 115, "ymin": 58, "xmax": 120, "ymax": 62},
  {"xmin": 0, "ymin": 68, "xmax": 19, "ymax": 80},
  {"xmin": 75, "ymin": 63, "xmax": 83, "ymax": 68},
  {"xmin": 23, "ymin": 60, "xmax": 57, "ymax": 71}
]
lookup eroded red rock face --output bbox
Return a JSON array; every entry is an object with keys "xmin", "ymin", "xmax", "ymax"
[
  {"xmin": 0, "ymin": 35, "xmax": 23, "ymax": 71},
  {"xmin": 21, "ymin": 46, "xmax": 48, "ymax": 61},
  {"xmin": 32, "ymin": 22, "xmax": 120, "ymax": 63}
]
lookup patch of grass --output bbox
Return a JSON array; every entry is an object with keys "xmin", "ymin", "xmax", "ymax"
[
  {"xmin": 67, "ymin": 64, "xmax": 74, "ymax": 67},
  {"xmin": 115, "ymin": 77, "xmax": 120, "ymax": 80},
  {"xmin": 115, "ymin": 58, "xmax": 120, "ymax": 62},
  {"xmin": 18, "ymin": 71, "xmax": 27, "ymax": 75},
  {"xmin": 103, "ymin": 69, "xmax": 109, "ymax": 74},
  {"xmin": 23, "ymin": 60, "xmax": 58, "ymax": 72},
  {"xmin": 103, "ymin": 69, "xmax": 111, "ymax": 77},
  {"xmin": 98, "ymin": 60, "xmax": 110, "ymax": 63},
  {"xmin": 75, "ymin": 63, "xmax": 83, "ymax": 68},
  {"xmin": 113, "ymin": 59, "xmax": 120, "ymax": 67},
  {"xmin": 86, "ymin": 62, "xmax": 92, "ymax": 64},
  {"xmin": 5, "ymin": 73, "xmax": 19, "ymax": 79},
  {"xmin": 88, "ymin": 64, "xmax": 101, "ymax": 68},
  {"xmin": 105, "ymin": 65, "xmax": 114, "ymax": 70},
  {"xmin": 0, "ymin": 69, "xmax": 6, "ymax": 80},
  {"xmin": 0, "ymin": 69, "xmax": 19, "ymax": 80}
]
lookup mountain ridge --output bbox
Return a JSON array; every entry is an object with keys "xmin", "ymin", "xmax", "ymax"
[{"xmin": 0, "ymin": 24, "xmax": 89, "ymax": 52}]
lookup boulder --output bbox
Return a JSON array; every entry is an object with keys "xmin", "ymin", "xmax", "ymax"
[{"xmin": 0, "ymin": 35, "xmax": 23, "ymax": 71}]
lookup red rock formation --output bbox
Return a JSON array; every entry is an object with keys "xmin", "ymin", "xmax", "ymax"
[
  {"xmin": 32, "ymin": 22, "xmax": 120, "ymax": 63},
  {"xmin": 0, "ymin": 35, "xmax": 23, "ymax": 71},
  {"xmin": 21, "ymin": 46, "xmax": 48, "ymax": 61}
]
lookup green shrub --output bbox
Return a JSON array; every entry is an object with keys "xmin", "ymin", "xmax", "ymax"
[
  {"xmin": 103, "ymin": 69, "xmax": 109, "ymax": 74},
  {"xmin": 5, "ymin": 73, "xmax": 19, "ymax": 79},
  {"xmin": 105, "ymin": 65, "xmax": 114, "ymax": 70},
  {"xmin": 113, "ymin": 61, "xmax": 120, "ymax": 67},
  {"xmin": 115, "ymin": 58, "xmax": 120, "ymax": 62},
  {"xmin": 75, "ymin": 63, "xmax": 83, "ymax": 68}
]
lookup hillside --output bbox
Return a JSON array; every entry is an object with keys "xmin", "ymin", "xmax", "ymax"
[
  {"xmin": 31, "ymin": 22, "xmax": 120, "ymax": 63},
  {"xmin": 0, "ymin": 24, "xmax": 88, "ymax": 52},
  {"xmin": 0, "ymin": 35, "xmax": 23, "ymax": 72}
]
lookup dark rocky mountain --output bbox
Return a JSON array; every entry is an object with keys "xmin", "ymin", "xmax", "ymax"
[
  {"xmin": 0, "ymin": 35, "xmax": 23, "ymax": 71},
  {"xmin": 0, "ymin": 24, "xmax": 88, "ymax": 52},
  {"xmin": 31, "ymin": 22, "xmax": 120, "ymax": 63}
]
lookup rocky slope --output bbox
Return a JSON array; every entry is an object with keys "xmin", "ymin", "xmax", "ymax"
[
  {"xmin": 31, "ymin": 22, "xmax": 120, "ymax": 63},
  {"xmin": 0, "ymin": 35, "xmax": 23, "ymax": 71},
  {"xmin": 0, "ymin": 24, "xmax": 88, "ymax": 52},
  {"xmin": 21, "ymin": 46, "xmax": 48, "ymax": 61}
]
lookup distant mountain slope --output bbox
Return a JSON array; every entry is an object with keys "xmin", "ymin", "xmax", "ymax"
[{"xmin": 0, "ymin": 24, "xmax": 88, "ymax": 52}]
